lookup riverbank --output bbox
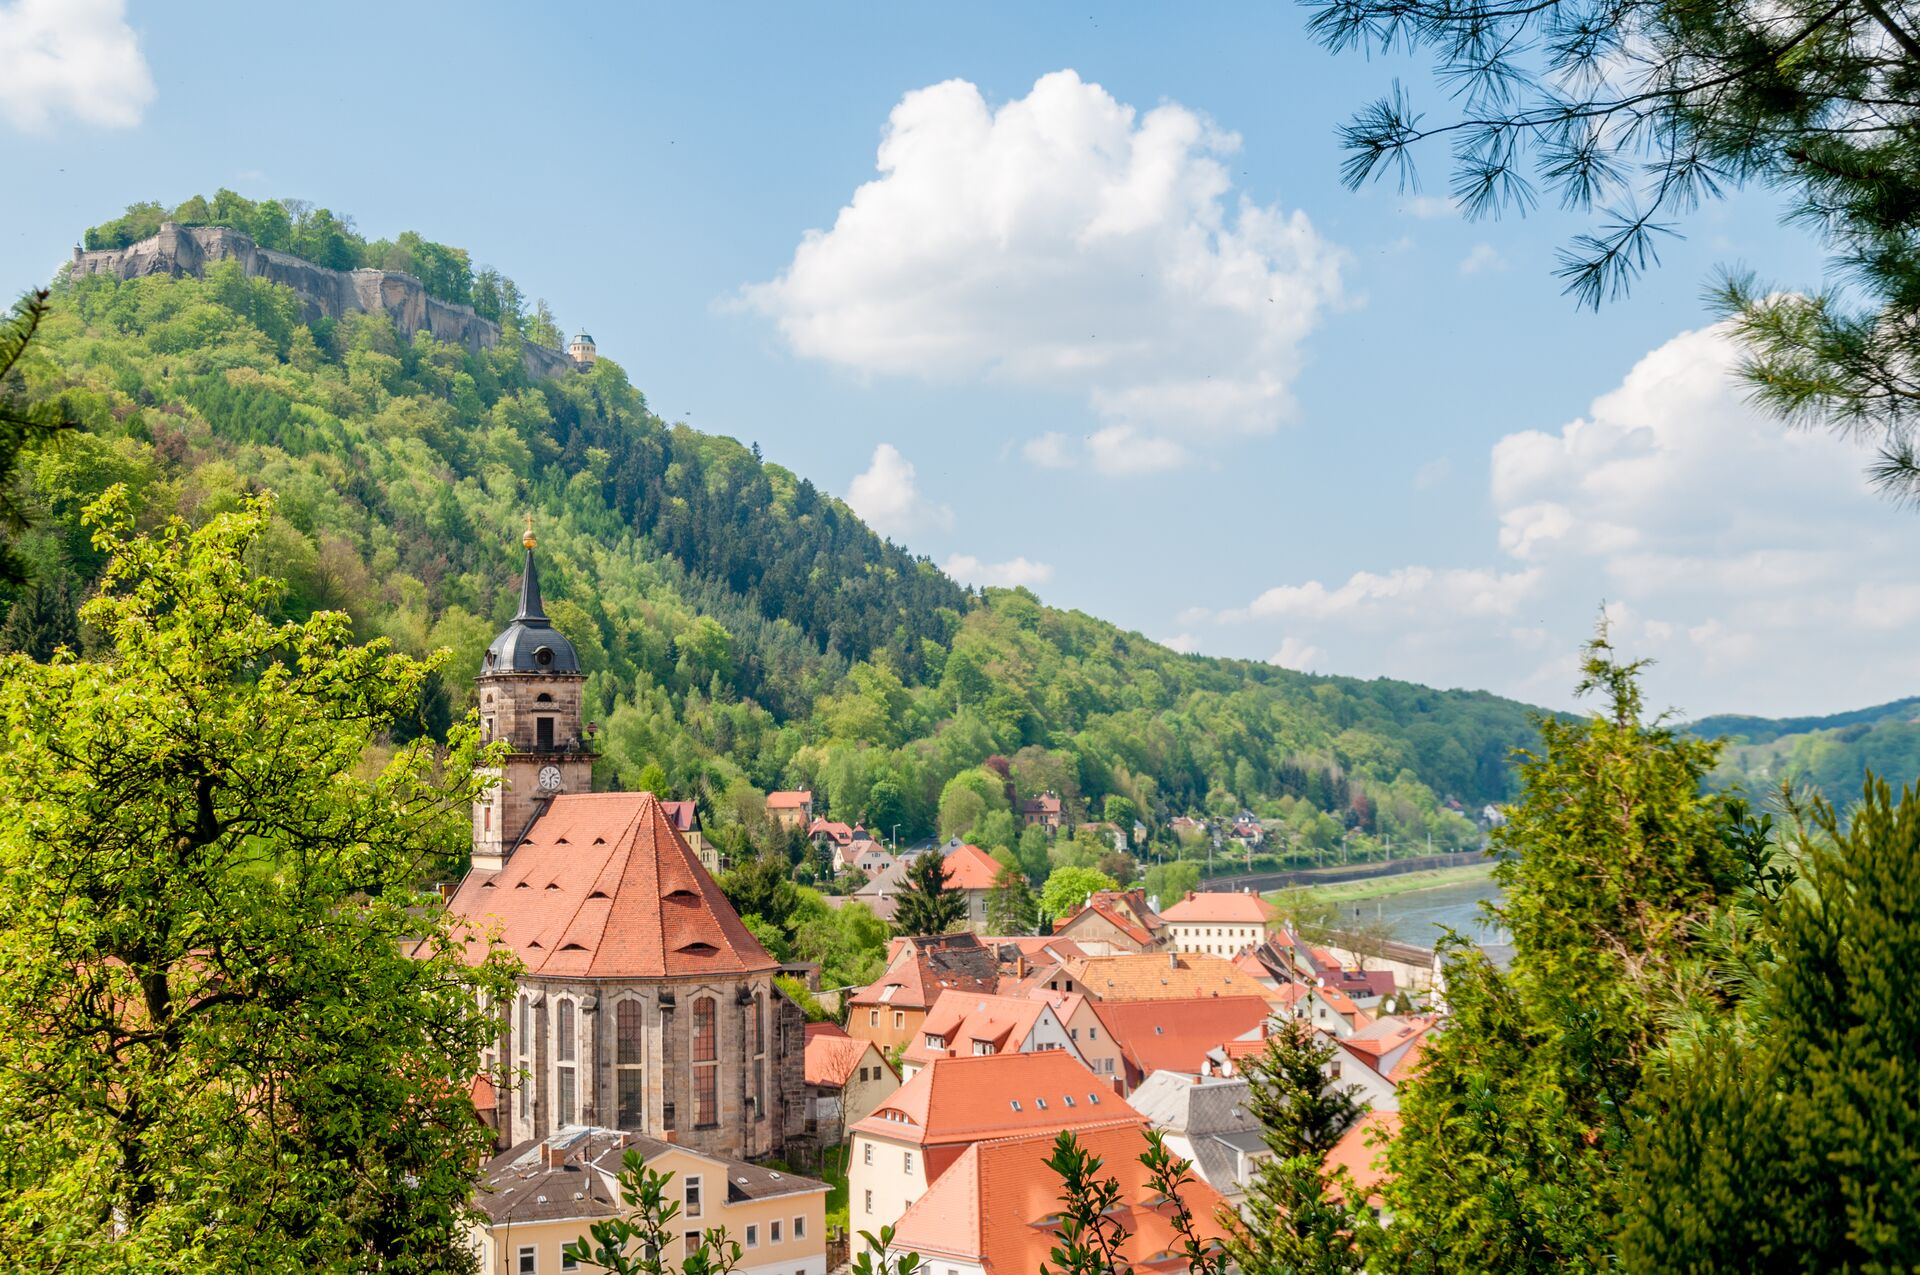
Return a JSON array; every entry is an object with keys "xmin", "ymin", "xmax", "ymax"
[{"xmin": 1267, "ymin": 859, "xmax": 1495, "ymax": 907}]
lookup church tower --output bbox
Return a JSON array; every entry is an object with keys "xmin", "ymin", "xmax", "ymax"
[{"xmin": 472, "ymin": 520, "xmax": 595, "ymax": 870}]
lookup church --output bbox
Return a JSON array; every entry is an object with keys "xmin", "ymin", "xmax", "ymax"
[{"xmin": 441, "ymin": 525, "xmax": 808, "ymax": 1161}]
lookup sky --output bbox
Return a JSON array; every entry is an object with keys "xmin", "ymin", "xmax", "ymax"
[{"xmin": 1, "ymin": 0, "xmax": 1913, "ymax": 719}]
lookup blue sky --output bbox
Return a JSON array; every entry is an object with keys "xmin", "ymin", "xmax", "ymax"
[{"xmin": 3, "ymin": 1, "xmax": 1914, "ymax": 717}]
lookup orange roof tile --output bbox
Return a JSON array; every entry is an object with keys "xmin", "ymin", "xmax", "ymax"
[
  {"xmin": 1090, "ymin": 996, "xmax": 1274, "ymax": 1080},
  {"xmin": 892, "ymin": 1122, "xmax": 1232, "ymax": 1275},
  {"xmin": 904, "ymin": 991, "xmax": 1057, "ymax": 1067},
  {"xmin": 851, "ymin": 1052, "xmax": 1132, "ymax": 1149},
  {"xmin": 1063, "ymin": 953, "xmax": 1263, "ymax": 1001},
  {"xmin": 805, "ymin": 1020, "xmax": 849, "ymax": 1040},
  {"xmin": 443, "ymin": 793, "xmax": 773, "ymax": 979},
  {"xmin": 849, "ymin": 933, "xmax": 998, "ymax": 1010},
  {"xmin": 1159, "ymin": 892, "xmax": 1280, "ymax": 925},
  {"xmin": 806, "ymin": 1034, "xmax": 883, "ymax": 1088},
  {"xmin": 941, "ymin": 843, "xmax": 1004, "ymax": 891},
  {"xmin": 766, "ymin": 790, "xmax": 813, "ymax": 809},
  {"xmin": 1325, "ymin": 1110, "xmax": 1399, "ymax": 1206}
]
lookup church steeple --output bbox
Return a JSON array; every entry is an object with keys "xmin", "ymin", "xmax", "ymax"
[{"xmin": 516, "ymin": 515, "xmax": 547, "ymax": 623}]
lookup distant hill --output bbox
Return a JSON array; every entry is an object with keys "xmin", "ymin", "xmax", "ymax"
[
  {"xmin": 4, "ymin": 195, "xmax": 1552, "ymax": 863},
  {"xmin": 1686, "ymin": 698, "xmax": 1920, "ymax": 800}
]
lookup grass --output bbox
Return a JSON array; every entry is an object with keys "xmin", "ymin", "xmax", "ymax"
[
  {"xmin": 1266, "ymin": 859, "xmax": 1495, "ymax": 908},
  {"xmin": 820, "ymin": 1142, "xmax": 849, "ymax": 1235}
]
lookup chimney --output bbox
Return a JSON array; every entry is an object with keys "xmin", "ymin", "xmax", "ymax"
[
  {"xmin": 543, "ymin": 1141, "xmax": 569, "ymax": 1170},
  {"xmin": 1168, "ymin": 952, "xmax": 1178, "ymax": 970}
]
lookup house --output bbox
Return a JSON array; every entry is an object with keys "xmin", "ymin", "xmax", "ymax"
[
  {"xmin": 1025, "ymin": 987, "xmax": 1126, "ymax": 1091},
  {"xmin": 1170, "ymin": 815, "xmax": 1209, "ymax": 838},
  {"xmin": 767, "ymin": 790, "xmax": 814, "ymax": 831},
  {"xmin": 654, "ymin": 799, "xmax": 721, "ymax": 874},
  {"xmin": 846, "ymin": 933, "xmax": 999, "ymax": 1051},
  {"xmin": 1015, "ymin": 792, "xmax": 1063, "ymax": 831},
  {"xmin": 1076, "ymin": 819, "xmax": 1129, "ymax": 853},
  {"xmin": 1328, "ymin": 1016, "xmax": 1436, "ymax": 1112},
  {"xmin": 1049, "ymin": 888, "xmax": 1168, "ymax": 955},
  {"xmin": 1088, "ymin": 995, "xmax": 1275, "ymax": 1091},
  {"xmin": 848, "ymin": 1051, "xmax": 1132, "ymax": 1237},
  {"xmin": 804, "ymin": 1024, "xmax": 899, "ymax": 1143},
  {"xmin": 808, "ymin": 817, "xmax": 854, "ymax": 853},
  {"xmin": 938, "ymin": 841, "xmax": 1004, "ymax": 931},
  {"xmin": 1159, "ymin": 890, "xmax": 1280, "ymax": 957},
  {"xmin": 842, "ymin": 837, "xmax": 898, "ymax": 878},
  {"xmin": 899, "ymin": 990, "xmax": 1083, "ymax": 1079},
  {"xmin": 886, "ymin": 1121, "xmax": 1231, "ymax": 1275},
  {"xmin": 1324, "ymin": 1110, "xmax": 1400, "ymax": 1216},
  {"xmin": 1039, "ymin": 952, "xmax": 1270, "ymax": 1003},
  {"xmin": 1307, "ymin": 984, "xmax": 1373, "ymax": 1038},
  {"xmin": 1126, "ymin": 1071, "xmax": 1266, "ymax": 1208},
  {"xmin": 469, "ymin": 1127, "xmax": 829, "ymax": 1275}
]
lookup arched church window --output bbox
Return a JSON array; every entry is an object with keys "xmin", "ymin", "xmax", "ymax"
[
  {"xmin": 616, "ymin": 999, "xmax": 645, "ymax": 1131},
  {"xmin": 556, "ymin": 998, "xmax": 577, "ymax": 1126},
  {"xmin": 751, "ymin": 991, "xmax": 767, "ymax": 1122},
  {"xmin": 516, "ymin": 995, "xmax": 532, "ymax": 1122},
  {"xmin": 692, "ymin": 996, "xmax": 718, "ymax": 1127}
]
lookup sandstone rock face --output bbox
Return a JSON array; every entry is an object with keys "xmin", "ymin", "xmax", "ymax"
[{"xmin": 70, "ymin": 224, "xmax": 578, "ymax": 382}]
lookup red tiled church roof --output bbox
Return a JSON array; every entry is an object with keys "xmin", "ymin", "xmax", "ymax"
[{"xmin": 443, "ymin": 792, "xmax": 775, "ymax": 979}]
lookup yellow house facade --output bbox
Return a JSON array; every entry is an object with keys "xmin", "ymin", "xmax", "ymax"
[{"xmin": 470, "ymin": 1128, "xmax": 828, "ymax": 1275}]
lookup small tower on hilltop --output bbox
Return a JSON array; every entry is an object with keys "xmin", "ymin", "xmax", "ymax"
[
  {"xmin": 568, "ymin": 330, "xmax": 597, "ymax": 369},
  {"xmin": 471, "ymin": 517, "xmax": 595, "ymax": 871}
]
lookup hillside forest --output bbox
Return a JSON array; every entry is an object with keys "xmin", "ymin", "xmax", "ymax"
[{"xmin": 6, "ymin": 198, "xmax": 1546, "ymax": 885}]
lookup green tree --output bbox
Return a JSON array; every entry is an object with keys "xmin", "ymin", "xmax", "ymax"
[
  {"xmin": 1309, "ymin": 0, "xmax": 1920, "ymax": 499},
  {"xmin": 986, "ymin": 856, "xmax": 1039, "ymax": 934},
  {"xmin": 1141, "ymin": 859, "xmax": 1200, "ymax": 908},
  {"xmin": 1224, "ymin": 1018, "xmax": 1365, "ymax": 1275},
  {"xmin": 1371, "ymin": 634, "xmax": 1737, "ymax": 1271},
  {"xmin": 1102, "ymin": 794, "xmax": 1138, "ymax": 831},
  {"xmin": 1040, "ymin": 865, "xmax": 1119, "ymax": 919},
  {"xmin": 0, "ymin": 290, "xmax": 74, "ymax": 585},
  {"xmin": 565, "ymin": 1152, "xmax": 744, "ymax": 1275},
  {"xmin": 1620, "ymin": 779, "xmax": 1920, "ymax": 1269},
  {"xmin": 894, "ymin": 850, "xmax": 965, "ymax": 936},
  {"xmin": 0, "ymin": 564, "xmax": 79, "ymax": 660},
  {"xmin": 0, "ymin": 490, "xmax": 512, "ymax": 1272},
  {"xmin": 1015, "ymin": 824, "xmax": 1053, "ymax": 882}
]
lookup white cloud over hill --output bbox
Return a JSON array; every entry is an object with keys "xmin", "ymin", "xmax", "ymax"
[{"xmin": 0, "ymin": 0, "xmax": 153, "ymax": 132}]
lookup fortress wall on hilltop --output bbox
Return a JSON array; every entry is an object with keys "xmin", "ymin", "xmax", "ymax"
[{"xmin": 69, "ymin": 223, "xmax": 579, "ymax": 382}]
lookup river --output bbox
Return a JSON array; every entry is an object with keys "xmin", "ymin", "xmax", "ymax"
[{"xmin": 1333, "ymin": 874, "xmax": 1509, "ymax": 949}]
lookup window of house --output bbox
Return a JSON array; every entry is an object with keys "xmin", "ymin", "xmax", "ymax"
[
  {"xmin": 745, "ymin": 1225, "xmax": 758, "ymax": 1249},
  {"xmin": 793, "ymin": 1216, "xmax": 805, "ymax": 1240},
  {"xmin": 692, "ymin": 997, "xmax": 718, "ymax": 1127},
  {"xmin": 613, "ymin": 999, "xmax": 646, "ymax": 1130},
  {"xmin": 771, "ymin": 1220, "xmax": 782, "ymax": 1244},
  {"xmin": 484, "ymin": 805, "xmax": 492, "ymax": 832},
  {"xmin": 893, "ymin": 1011, "xmax": 905, "ymax": 1029},
  {"xmin": 684, "ymin": 1176, "xmax": 703, "ymax": 1219},
  {"xmin": 863, "ymin": 1189, "xmax": 873, "ymax": 1213},
  {"xmin": 517, "ymin": 1246, "xmax": 537, "ymax": 1275},
  {"xmin": 863, "ymin": 1142, "xmax": 872, "ymax": 1164},
  {"xmin": 562, "ymin": 1251, "xmax": 579, "ymax": 1272},
  {"xmin": 684, "ymin": 1232, "xmax": 701, "ymax": 1254},
  {"xmin": 904, "ymin": 1151, "xmax": 914, "ymax": 1173}
]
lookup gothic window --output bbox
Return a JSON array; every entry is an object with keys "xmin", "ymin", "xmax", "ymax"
[
  {"xmin": 692, "ymin": 996, "xmax": 718, "ymax": 1127},
  {"xmin": 751, "ymin": 991, "xmax": 767, "ymax": 1121},
  {"xmin": 556, "ymin": 998, "xmax": 577, "ymax": 1126},
  {"xmin": 516, "ymin": 995, "xmax": 532, "ymax": 1121},
  {"xmin": 616, "ymin": 999, "xmax": 645, "ymax": 1131}
]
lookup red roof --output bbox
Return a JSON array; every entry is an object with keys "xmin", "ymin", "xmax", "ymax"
[
  {"xmin": 766, "ymin": 790, "xmax": 812, "ymax": 809},
  {"xmin": 1090, "ymin": 996, "xmax": 1274, "ymax": 1081},
  {"xmin": 851, "ymin": 1052, "xmax": 1131, "ymax": 1151},
  {"xmin": 1325, "ymin": 1110, "xmax": 1399, "ymax": 1206},
  {"xmin": 805, "ymin": 1020, "xmax": 849, "ymax": 1040},
  {"xmin": 809, "ymin": 817, "xmax": 854, "ymax": 844},
  {"xmin": 849, "ymin": 933, "xmax": 999, "ymax": 1011},
  {"xmin": 657, "ymin": 799, "xmax": 698, "ymax": 832},
  {"xmin": 891, "ymin": 1122, "xmax": 1231, "ymax": 1274},
  {"xmin": 941, "ymin": 842, "xmax": 1004, "ymax": 891},
  {"xmin": 443, "ymin": 792, "xmax": 774, "ymax": 979},
  {"xmin": 1159, "ymin": 892, "xmax": 1280, "ymax": 925},
  {"xmin": 806, "ymin": 1033, "xmax": 884, "ymax": 1089},
  {"xmin": 903, "ymin": 991, "xmax": 1058, "ymax": 1067}
]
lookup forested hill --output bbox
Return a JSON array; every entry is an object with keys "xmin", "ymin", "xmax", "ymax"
[
  {"xmin": 1689, "ymin": 698, "xmax": 1920, "ymax": 800},
  {"xmin": 4, "ymin": 196, "xmax": 1546, "ymax": 858}
]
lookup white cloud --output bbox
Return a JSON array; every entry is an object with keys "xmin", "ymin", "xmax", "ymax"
[
  {"xmin": 1413, "ymin": 457, "xmax": 1452, "ymax": 490},
  {"xmin": 1400, "ymin": 194, "xmax": 1458, "ymax": 219},
  {"xmin": 1162, "ymin": 633, "xmax": 1203, "ymax": 654},
  {"xmin": 1022, "ymin": 432, "xmax": 1075, "ymax": 468},
  {"xmin": 1458, "ymin": 243, "xmax": 1506, "ymax": 275},
  {"xmin": 744, "ymin": 70, "xmax": 1343, "ymax": 464},
  {"xmin": 0, "ymin": 0, "xmax": 153, "ymax": 132},
  {"xmin": 844, "ymin": 443, "xmax": 950, "ymax": 539},
  {"xmin": 1186, "ymin": 324, "xmax": 1920, "ymax": 713},
  {"xmin": 1270, "ymin": 637, "xmax": 1324, "ymax": 671},
  {"xmin": 942, "ymin": 554, "xmax": 1055, "ymax": 589}
]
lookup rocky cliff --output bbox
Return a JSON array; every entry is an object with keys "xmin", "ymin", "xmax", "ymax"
[{"xmin": 69, "ymin": 224, "xmax": 580, "ymax": 381}]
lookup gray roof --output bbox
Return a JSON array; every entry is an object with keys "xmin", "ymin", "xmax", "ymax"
[
  {"xmin": 589, "ymin": 1134, "xmax": 829, "ymax": 1203},
  {"xmin": 483, "ymin": 546, "xmax": 581, "ymax": 675},
  {"xmin": 1129, "ymin": 1072, "xmax": 1256, "ymax": 1137}
]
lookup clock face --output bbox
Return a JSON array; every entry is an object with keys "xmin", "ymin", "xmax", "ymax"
[{"xmin": 537, "ymin": 764, "xmax": 564, "ymax": 793}]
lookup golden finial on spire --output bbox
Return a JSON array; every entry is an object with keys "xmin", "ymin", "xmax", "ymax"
[{"xmin": 522, "ymin": 513, "xmax": 536, "ymax": 550}]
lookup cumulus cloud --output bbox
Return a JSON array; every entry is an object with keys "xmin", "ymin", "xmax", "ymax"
[
  {"xmin": 943, "ymin": 554, "xmax": 1055, "ymax": 589},
  {"xmin": 1270, "ymin": 637, "xmax": 1324, "ymax": 671},
  {"xmin": 1022, "ymin": 432, "xmax": 1075, "ymax": 469},
  {"xmin": 0, "ymin": 0, "xmax": 153, "ymax": 132},
  {"xmin": 844, "ymin": 443, "xmax": 950, "ymax": 540},
  {"xmin": 744, "ymin": 70, "xmax": 1344, "ymax": 468},
  {"xmin": 1191, "ymin": 324, "xmax": 1920, "ymax": 712}
]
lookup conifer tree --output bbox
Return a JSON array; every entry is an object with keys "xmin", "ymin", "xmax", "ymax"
[
  {"xmin": 1224, "ymin": 1018, "xmax": 1365, "ymax": 1275},
  {"xmin": 1620, "ymin": 779, "xmax": 1920, "ymax": 1269},
  {"xmin": 0, "ymin": 290, "xmax": 73, "ymax": 586},
  {"xmin": 895, "ymin": 850, "xmax": 965, "ymax": 935}
]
